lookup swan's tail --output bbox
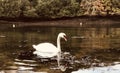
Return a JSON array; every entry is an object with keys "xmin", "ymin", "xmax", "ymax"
[
  {"xmin": 33, "ymin": 51, "xmax": 37, "ymax": 54},
  {"xmin": 32, "ymin": 45, "xmax": 37, "ymax": 50}
]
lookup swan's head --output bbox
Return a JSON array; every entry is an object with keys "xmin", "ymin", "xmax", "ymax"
[{"xmin": 58, "ymin": 32, "xmax": 67, "ymax": 41}]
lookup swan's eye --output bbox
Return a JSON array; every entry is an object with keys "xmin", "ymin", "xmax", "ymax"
[{"xmin": 63, "ymin": 35, "xmax": 66, "ymax": 38}]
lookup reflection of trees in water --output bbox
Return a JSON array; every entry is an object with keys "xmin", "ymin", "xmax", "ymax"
[
  {"xmin": 0, "ymin": 27, "xmax": 120, "ymax": 51},
  {"xmin": 71, "ymin": 28, "xmax": 120, "ymax": 49}
]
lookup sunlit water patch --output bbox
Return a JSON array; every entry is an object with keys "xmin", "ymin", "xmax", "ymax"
[
  {"xmin": 5, "ymin": 59, "xmax": 38, "ymax": 70},
  {"xmin": 0, "ymin": 70, "xmax": 48, "ymax": 73},
  {"xmin": 72, "ymin": 63, "xmax": 120, "ymax": 73}
]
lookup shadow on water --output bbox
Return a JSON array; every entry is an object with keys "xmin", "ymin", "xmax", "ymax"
[{"xmin": 0, "ymin": 24, "xmax": 120, "ymax": 73}]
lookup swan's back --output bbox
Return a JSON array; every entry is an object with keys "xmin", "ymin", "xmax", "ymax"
[{"xmin": 33, "ymin": 43, "xmax": 60, "ymax": 53}]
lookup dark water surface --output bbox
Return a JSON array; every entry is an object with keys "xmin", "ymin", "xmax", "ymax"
[{"xmin": 0, "ymin": 24, "xmax": 120, "ymax": 73}]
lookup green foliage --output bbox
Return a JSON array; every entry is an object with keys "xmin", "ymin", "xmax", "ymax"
[
  {"xmin": 58, "ymin": 0, "xmax": 80, "ymax": 17},
  {"xmin": 35, "ymin": 0, "xmax": 80, "ymax": 18},
  {"xmin": 0, "ymin": 0, "xmax": 21, "ymax": 17},
  {"xmin": 20, "ymin": 0, "xmax": 38, "ymax": 17},
  {"xmin": 111, "ymin": 0, "xmax": 120, "ymax": 15},
  {"xmin": 35, "ymin": 0, "xmax": 62, "ymax": 18},
  {"xmin": 102, "ymin": 0, "xmax": 120, "ymax": 15},
  {"xmin": 0, "ymin": 0, "xmax": 119, "ymax": 18}
]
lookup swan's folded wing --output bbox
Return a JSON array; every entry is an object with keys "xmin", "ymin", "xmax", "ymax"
[
  {"xmin": 33, "ymin": 51, "xmax": 58, "ymax": 58},
  {"xmin": 35, "ymin": 43, "xmax": 60, "ymax": 53}
]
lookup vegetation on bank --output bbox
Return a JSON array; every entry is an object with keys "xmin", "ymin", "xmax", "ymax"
[{"xmin": 0, "ymin": 0, "xmax": 120, "ymax": 18}]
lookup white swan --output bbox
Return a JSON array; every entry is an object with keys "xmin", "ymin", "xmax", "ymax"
[{"xmin": 32, "ymin": 32, "xmax": 67, "ymax": 67}]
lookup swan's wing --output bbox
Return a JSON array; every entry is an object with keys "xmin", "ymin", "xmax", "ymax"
[{"xmin": 34, "ymin": 43, "xmax": 60, "ymax": 53}]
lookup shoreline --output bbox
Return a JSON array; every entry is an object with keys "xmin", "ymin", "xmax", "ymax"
[{"xmin": 0, "ymin": 16, "xmax": 120, "ymax": 28}]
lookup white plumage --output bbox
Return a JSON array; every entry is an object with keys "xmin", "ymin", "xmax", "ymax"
[
  {"xmin": 32, "ymin": 32, "xmax": 67, "ymax": 67},
  {"xmin": 33, "ymin": 43, "xmax": 60, "ymax": 58}
]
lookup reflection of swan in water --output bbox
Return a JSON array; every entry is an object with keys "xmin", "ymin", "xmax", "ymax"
[{"xmin": 32, "ymin": 32, "xmax": 67, "ymax": 67}]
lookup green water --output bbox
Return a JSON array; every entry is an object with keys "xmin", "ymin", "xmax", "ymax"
[{"xmin": 0, "ymin": 24, "xmax": 120, "ymax": 73}]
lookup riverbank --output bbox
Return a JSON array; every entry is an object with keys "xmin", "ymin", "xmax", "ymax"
[{"xmin": 0, "ymin": 16, "xmax": 120, "ymax": 28}]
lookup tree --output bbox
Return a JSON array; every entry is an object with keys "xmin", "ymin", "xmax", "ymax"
[
  {"xmin": 59, "ymin": 0, "xmax": 80, "ymax": 17},
  {"xmin": 80, "ymin": 0, "xmax": 105, "ymax": 15},
  {"xmin": 0, "ymin": 0, "xmax": 119, "ymax": 18},
  {"xmin": 0, "ymin": 0, "xmax": 21, "ymax": 17},
  {"xmin": 20, "ymin": 0, "xmax": 38, "ymax": 17}
]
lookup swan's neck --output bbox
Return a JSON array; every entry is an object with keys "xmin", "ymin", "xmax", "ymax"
[{"xmin": 57, "ymin": 36, "xmax": 61, "ymax": 52}]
